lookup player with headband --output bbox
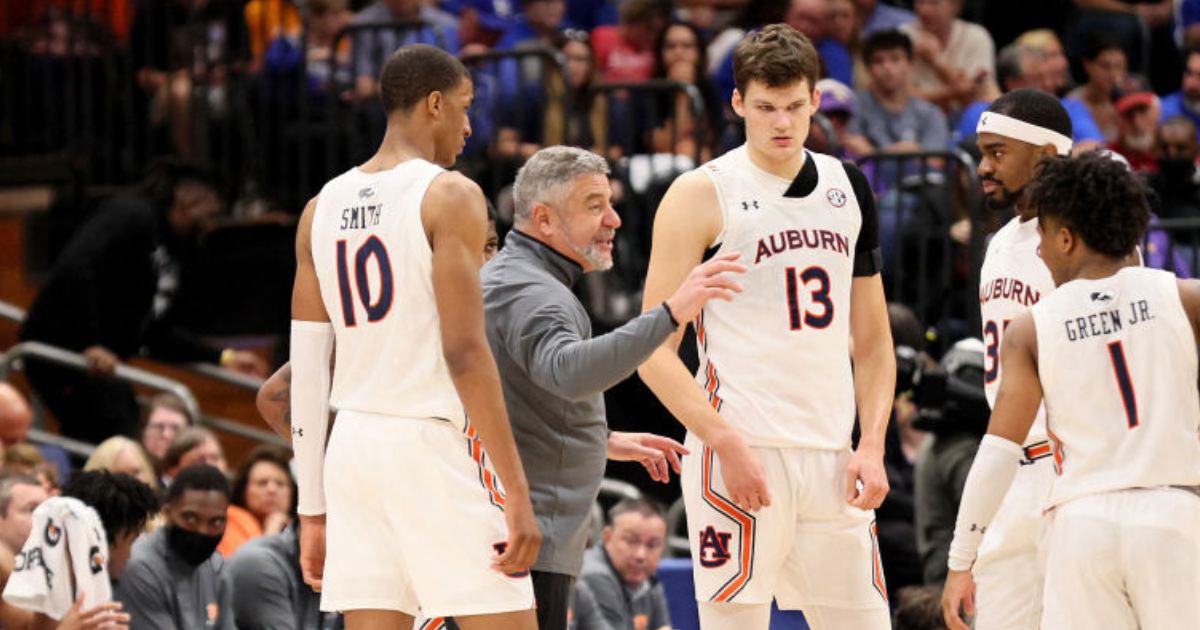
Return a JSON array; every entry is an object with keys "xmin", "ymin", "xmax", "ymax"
[{"xmin": 941, "ymin": 88, "xmax": 1073, "ymax": 630}]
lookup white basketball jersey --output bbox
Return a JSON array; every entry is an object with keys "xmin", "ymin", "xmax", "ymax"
[
  {"xmin": 1033, "ymin": 267, "xmax": 1200, "ymax": 509},
  {"xmin": 696, "ymin": 146, "xmax": 862, "ymax": 450},
  {"xmin": 979, "ymin": 216, "xmax": 1054, "ymax": 441},
  {"xmin": 310, "ymin": 160, "xmax": 466, "ymax": 429}
]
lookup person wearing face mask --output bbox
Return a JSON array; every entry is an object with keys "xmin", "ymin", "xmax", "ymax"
[
  {"xmin": 1150, "ymin": 116, "xmax": 1200, "ymax": 219},
  {"xmin": 117, "ymin": 464, "xmax": 234, "ymax": 630}
]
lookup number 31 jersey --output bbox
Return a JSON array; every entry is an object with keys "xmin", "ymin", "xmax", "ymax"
[
  {"xmin": 311, "ymin": 159, "xmax": 466, "ymax": 429},
  {"xmin": 1032, "ymin": 267, "xmax": 1200, "ymax": 509},
  {"xmin": 979, "ymin": 216, "xmax": 1054, "ymax": 442},
  {"xmin": 695, "ymin": 146, "xmax": 878, "ymax": 450}
]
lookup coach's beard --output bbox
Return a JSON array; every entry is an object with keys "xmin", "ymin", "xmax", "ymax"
[{"xmin": 563, "ymin": 228, "xmax": 615, "ymax": 271}]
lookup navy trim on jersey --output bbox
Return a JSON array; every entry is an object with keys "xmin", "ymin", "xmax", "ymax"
[
  {"xmin": 782, "ymin": 150, "xmax": 820, "ymax": 198},
  {"xmin": 779, "ymin": 152, "xmax": 882, "ymax": 276}
]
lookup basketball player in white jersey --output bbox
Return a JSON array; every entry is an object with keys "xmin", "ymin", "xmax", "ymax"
[
  {"xmin": 289, "ymin": 44, "xmax": 539, "ymax": 630},
  {"xmin": 941, "ymin": 88, "xmax": 1073, "ymax": 630},
  {"xmin": 638, "ymin": 24, "xmax": 895, "ymax": 630},
  {"xmin": 944, "ymin": 151, "xmax": 1200, "ymax": 630}
]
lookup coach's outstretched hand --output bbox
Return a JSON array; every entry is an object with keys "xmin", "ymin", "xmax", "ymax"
[
  {"xmin": 494, "ymin": 492, "xmax": 541, "ymax": 576},
  {"xmin": 299, "ymin": 514, "xmax": 327, "ymax": 592},
  {"xmin": 664, "ymin": 253, "xmax": 746, "ymax": 323},
  {"xmin": 607, "ymin": 431, "xmax": 689, "ymax": 483}
]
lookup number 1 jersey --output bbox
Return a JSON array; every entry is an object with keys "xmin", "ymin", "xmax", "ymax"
[
  {"xmin": 694, "ymin": 146, "xmax": 879, "ymax": 450},
  {"xmin": 1032, "ymin": 266, "xmax": 1200, "ymax": 509},
  {"xmin": 311, "ymin": 160, "xmax": 466, "ymax": 429}
]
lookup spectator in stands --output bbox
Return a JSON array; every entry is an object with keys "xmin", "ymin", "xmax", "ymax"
[
  {"xmin": 492, "ymin": 0, "xmax": 571, "ymax": 154},
  {"xmin": 648, "ymin": 22, "xmax": 724, "ymax": 161},
  {"xmin": 0, "ymin": 384, "xmax": 71, "ymax": 484},
  {"xmin": 845, "ymin": 30, "xmax": 948, "ymax": 156},
  {"xmin": 892, "ymin": 585, "xmax": 947, "ymax": 630},
  {"xmin": 130, "ymin": 0, "xmax": 251, "ymax": 158},
  {"xmin": 952, "ymin": 40, "xmax": 1104, "ymax": 150},
  {"xmin": 1109, "ymin": 90, "xmax": 1162, "ymax": 172},
  {"xmin": 899, "ymin": 0, "xmax": 998, "ymax": 113},
  {"xmin": 19, "ymin": 159, "xmax": 267, "ymax": 445},
  {"xmin": 567, "ymin": 581, "xmax": 614, "ymax": 630},
  {"xmin": 85, "ymin": 437, "xmax": 158, "ymax": 490},
  {"xmin": 219, "ymin": 444, "xmax": 294, "ymax": 558},
  {"xmin": 261, "ymin": 0, "xmax": 353, "ymax": 110},
  {"xmin": 705, "ymin": 0, "xmax": 787, "ymax": 82},
  {"xmin": 808, "ymin": 77, "xmax": 857, "ymax": 158},
  {"xmin": 349, "ymin": 0, "xmax": 461, "ymax": 101},
  {"xmin": 163, "ymin": 427, "xmax": 228, "ymax": 483},
  {"xmin": 1159, "ymin": 46, "xmax": 1200, "ymax": 143},
  {"xmin": 496, "ymin": 0, "xmax": 567, "ymax": 49},
  {"xmin": 552, "ymin": 29, "xmax": 610, "ymax": 151},
  {"xmin": 579, "ymin": 498, "xmax": 671, "ymax": 630},
  {"xmin": 856, "ymin": 0, "xmax": 915, "ymax": 37},
  {"xmin": 827, "ymin": 0, "xmax": 867, "ymax": 89},
  {"xmin": 1066, "ymin": 33, "xmax": 1128, "ymax": 143},
  {"xmin": 60, "ymin": 470, "xmax": 161, "ymax": 581},
  {"xmin": 119, "ymin": 464, "xmax": 233, "ymax": 630},
  {"xmin": 223, "ymin": 520, "xmax": 342, "ymax": 630},
  {"xmin": 1150, "ymin": 116, "xmax": 1200, "ymax": 219},
  {"xmin": 244, "ymin": 0, "xmax": 304, "ymax": 71},
  {"xmin": 2, "ymin": 445, "xmax": 59, "ymax": 496},
  {"xmin": 592, "ymin": 0, "xmax": 672, "ymax": 81},
  {"xmin": 139, "ymin": 394, "xmax": 193, "ymax": 480},
  {"xmin": 1015, "ymin": 29, "xmax": 1071, "ymax": 96},
  {"xmin": 0, "ymin": 472, "xmax": 47, "ymax": 555}
]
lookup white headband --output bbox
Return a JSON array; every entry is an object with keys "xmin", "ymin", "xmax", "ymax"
[{"xmin": 976, "ymin": 112, "xmax": 1072, "ymax": 156}]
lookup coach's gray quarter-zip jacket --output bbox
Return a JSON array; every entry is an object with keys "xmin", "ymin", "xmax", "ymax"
[{"xmin": 481, "ymin": 230, "xmax": 677, "ymax": 576}]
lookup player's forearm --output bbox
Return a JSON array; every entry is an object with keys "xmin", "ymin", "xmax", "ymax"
[
  {"xmin": 290, "ymin": 322, "xmax": 334, "ymax": 515},
  {"xmin": 638, "ymin": 347, "xmax": 738, "ymax": 446},
  {"xmin": 947, "ymin": 435, "xmax": 1022, "ymax": 570},
  {"xmin": 852, "ymin": 336, "xmax": 895, "ymax": 453},
  {"xmin": 445, "ymin": 344, "xmax": 531, "ymax": 497}
]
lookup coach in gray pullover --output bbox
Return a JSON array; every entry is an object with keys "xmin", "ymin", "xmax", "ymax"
[{"xmin": 482, "ymin": 147, "xmax": 743, "ymax": 630}]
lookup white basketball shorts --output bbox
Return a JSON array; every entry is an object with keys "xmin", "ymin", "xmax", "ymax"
[{"xmin": 320, "ymin": 410, "xmax": 535, "ymax": 618}]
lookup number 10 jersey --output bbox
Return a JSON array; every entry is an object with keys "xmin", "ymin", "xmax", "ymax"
[
  {"xmin": 695, "ymin": 146, "xmax": 877, "ymax": 450},
  {"xmin": 311, "ymin": 159, "xmax": 466, "ymax": 430}
]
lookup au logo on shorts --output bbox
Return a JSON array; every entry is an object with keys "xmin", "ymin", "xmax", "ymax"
[{"xmin": 697, "ymin": 526, "xmax": 733, "ymax": 568}]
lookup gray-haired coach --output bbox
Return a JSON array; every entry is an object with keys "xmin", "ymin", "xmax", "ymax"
[{"xmin": 482, "ymin": 146, "xmax": 746, "ymax": 630}]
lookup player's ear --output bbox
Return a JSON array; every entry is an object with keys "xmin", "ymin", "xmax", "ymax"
[
  {"xmin": 731, "ymin": 89, "xmax": 745, "ymax": 117},
  {"xmin": 810, "ymin": 86, "xmax": 821, "ymax": 115},
  {"xmin": 426, "ymin": 90, "xmax": 444, "ymax": 118}
]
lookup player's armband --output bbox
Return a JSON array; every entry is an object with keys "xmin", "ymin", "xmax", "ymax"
[{"xmin": 853, "ymin": 248, "xmax": 883, "ymax": 277}]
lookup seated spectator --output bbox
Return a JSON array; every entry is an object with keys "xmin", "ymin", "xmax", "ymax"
[
  {"xmin": 807, "ymin": 77, "xmax": 857, "ymax": 158},
  {"xmin": 223, "ymin": 522, "xmax": 342, "ymax": 630},
  {"xmin": 899, "ymin": 0, "xmax": 999, "ymax": 113},
  {"xmin": 592, "ymin": 0, "xmax": 671, "ymax": 81},
  {"xmin": 952, "ymin": 40, "xmax": 1104, "ymax": 150},
  {"xmin": 827, "ymin": 0, "xmax": 867, "ymax": 89},
  {"xmin": 3, "ymin": 445, "xmax": 59, "ymax": 496},
  {"xmin": 261, "ymin": 0, "xmax": 353, "ymax": 110},
  {"xmin": 857, "ymin": 0, "xmax": 914, "ymax": 37},
  {"xmin": 349, "ymin": 0, "xmax": 461, "ymax": 101},
  {"xmin": 492, "ymin": 0, "xmax": 570, "ymax": 150},
  {"xmin": 60, "ymin": 470, "xmax": 161, "ymax": 582},
  {"xmin": 1150, "ymin": 116, "xmax": 1200, "ymax": 219},
  {"xmin": 1159, "ymin": 45, "xmax": 1200, "ymax": 144},
  {"xmin": 19, "ymin": 160, "xmax": 265, "ymax": 445},
  {"xmin": 553, "ymin": 30, "xmax": 610, "ymax": 151},
  {"xmin": 1014, "ymin": 28, "xmax": 1071, "ymax": 96},
  {"xmin": 218, "ymin": 444, "xmax": 294, "ymax": 558},
  {"xmin": 140, "ymin": 394, "xmax": 193, "ymax": 481},
  {"xmin": 85, "ymin": 437, "xmax": 159, "ymax": 490},
  {"xmin": 892, "ymin": 585, "xmax": 947, "ymax": 630},
  {"xmin": 0, "ymin": 472, "xmax": 48, "ymax": 555},
  {"xmin": 845, "ymin": 30, "xmax": 948, "ymax": 156},
  {"xmin": 1066, "ymin": 33, "xmax": 1128, "ymax": 143},
  {"xmin": 1109, "ymin": 90, "xmax": 1161, "ymax": 172},
  {"xmin": 648, "ymin": 22, "xmax": 724, "ymax": 161},
  {"xmin": 244, "ymin": 0, "xmax": 303, "ymax": 70},
  {"xmin": 568, "ymin": 580, "xmax": 614, "ymax": 630},
  {"xmin": 163, "ymin": 427, "xmax": 228, "ymax": 484},
  {"xmin": 0, "ymin": 384, "xmax": 71, "ymax": 484},
  {"xmin": 118, "ymin": 465, "xmax": 234, "ymax": 630},
  {"xmin": 579, "ymin": 499, "xmax": 671, "ymax": 630},
  {"xmin": 129, "ymin": 0, "xmax": 250, "ymax": 158},
  {"xmin": 495, "ymin": 0, "xmax": 566, "ymax": 49}
]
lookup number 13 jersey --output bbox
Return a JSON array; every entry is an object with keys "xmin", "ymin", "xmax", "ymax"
[
  {"xmin": 1032, "ymin": 266, "xmax": 1200, "ymax": 509},
  {"xmin": 311, "ymin": 160, "xmax": 466, "ymax": 430},
  {"xmin": 695, "ymin": 146, "xmax": 880, "ymax": 450}
]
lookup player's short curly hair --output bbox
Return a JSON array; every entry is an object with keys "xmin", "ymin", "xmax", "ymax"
[
  {"xmin": 380, "ymin": 44, "xmax": 470, "ymax": 115},
  {"xmin": 1026, "ymin": 151, "xmax": 1150, "ymax": 258}
]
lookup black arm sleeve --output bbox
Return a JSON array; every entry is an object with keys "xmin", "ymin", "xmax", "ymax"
[{"xmin": 843, "ymin": 160, "xmax": 883, "ymax": 276}]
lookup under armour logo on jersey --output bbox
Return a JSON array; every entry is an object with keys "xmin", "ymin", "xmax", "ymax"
[
  {"xmin": 358, "ymin": 187, "xmax": 375, "ymax": 201},
  {"xmin": 697, "ymin": 526, "xmax": 733, "ymax": 568},
  {"xmin": 826, "ymin": 188, "xmax": 847, "ymax": 208},
  {"xmin": 969, "ymin": 523, "xmax": 987, "ymax": 534},
  {"xmin": 741, "ymin": 200, "xmax": 759, "ymax": 211},
  {"xmin": 1090, "ymin": 290, "xmax": 1116, "ymax": 306}
]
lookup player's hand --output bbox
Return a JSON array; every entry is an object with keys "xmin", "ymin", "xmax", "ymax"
[
  {"xmin": 222, "ymin": 350, "xmax": 269, "ymax": 379},
  {"xmin": 941, "ymin": 569, "xmax": 977, "ymax": 630},
  {"xmin": 711, "ymin": 431, "xmax": 771, "ymax": 512},
  {"xmin": 494, "ymin": 491, "xmax": 541, "ymax": 575},
  {"xmin": 83, "ymin": 346, "xmax": 120, "ymax": 376},
  {"xmin": 54, "ymin": 593, "xmax": 129, "ymax": 630},
  {"xmin": 664, "ymin": 253, "xmax": 747, "ymax": 323},
  {"xmin": 845, "ymin": 445, "xmax": 889, "ymax": 509},
  {"xmin": 607, "ymin": 431, "xmax": 689, "ymax": 483},
  {"xmin": 299, "ymin": 514, "xmax": 327, "ymax": 592}
]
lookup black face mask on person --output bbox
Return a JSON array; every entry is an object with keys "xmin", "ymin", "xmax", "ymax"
[
  {"xmin": 1158, "ymin": 157, "xmax": 1197, "ymax": 188},
  {"xmin": 166, "ymin": 525, "xmax": 222, "ymax": 566}
]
